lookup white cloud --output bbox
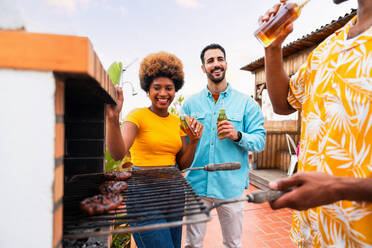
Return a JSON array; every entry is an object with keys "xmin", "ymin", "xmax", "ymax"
[
  {"xmin": 45, "ymin": 0, "xmax": 92, "ymax": 12},
  {"xmin": 45, "ymin": 0, "xmax": 76, "ymax": 11},
  {"xmin": 176, "ymin": 0, "xmax": 204, "ymax": 8}
]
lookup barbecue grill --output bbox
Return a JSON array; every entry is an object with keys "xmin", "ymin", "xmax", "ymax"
[
  {"xmin": 63, "ymin": 167, "xmax": 210, "ymax": 239},
  {"xmin": 63, "ymin": 164, "xmax": 289, "ymax": 241}
]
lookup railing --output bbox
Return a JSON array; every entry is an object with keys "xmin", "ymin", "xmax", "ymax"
[{"xmin": 252, "ymin": 120, "xmax": 300, "ymax": 171}]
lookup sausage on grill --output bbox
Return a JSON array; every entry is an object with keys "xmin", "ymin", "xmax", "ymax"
[
  {"xmin": 80, "ymin": 194, "xmax": 123, "ymax": 215},
  {"xmin": 99, "ymin": 181, "xmax": 128, "ymax": 195},
  {"xmin": 104, "ymin": 171, "xmax": 132, "ymax": 181}
]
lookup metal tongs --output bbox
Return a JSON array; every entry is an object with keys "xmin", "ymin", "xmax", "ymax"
[
  {"xmin": 207, "ymin": 188, "xmax": 292, "ymax": 213},
  {"xmin": 181, "ymin": 162, "xmax": 241, "ymax": 173},
  {"xmin": 181, "ymin": 162, "xmax": 289, "ymax": 203},
  {"xmin": 246, "ymin": 189, "xmax": 290, "ymax": 203}
]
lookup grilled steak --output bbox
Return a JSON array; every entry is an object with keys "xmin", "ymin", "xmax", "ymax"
[
  {"xmin": 104, "ymin": 171, "xmax": 132, "ymax": 181},
  {"xmin": 99, "ymin": 181, "xmax": 128, "ymax": 194},
  {"xmin": 80, "ymin": 194, "xmax": 123, "ymax": 215}
]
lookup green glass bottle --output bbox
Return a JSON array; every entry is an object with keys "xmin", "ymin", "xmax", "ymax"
[{"xmin": 217, "ymin": 108, "xmax": 227, "ymax": 137}]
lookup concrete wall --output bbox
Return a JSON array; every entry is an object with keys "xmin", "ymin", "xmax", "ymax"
[{"xmin": 0, "ymin": 69, "xmax": 55, "ymax": 248}]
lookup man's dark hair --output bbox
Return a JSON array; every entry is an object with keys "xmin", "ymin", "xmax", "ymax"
[{"xmin": 200, "ymin": 43, "xmax": 226, "ymax": 64}]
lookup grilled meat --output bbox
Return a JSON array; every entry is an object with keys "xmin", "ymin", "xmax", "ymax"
[
  {"xmin": 99, "ymin": 181, "xmax": 128, "ymax": 194},
  {"xmin": 104, "ymin": 171, "xmax": 132, "ymax": 181},
  {"xmin": 80, "ymin": 194, "xmax": 123, "ymax": 215}
]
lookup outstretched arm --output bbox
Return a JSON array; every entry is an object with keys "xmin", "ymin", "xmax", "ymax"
[
  {"xmin": 106, "ymin": 87, "xmax": 137, "ymax": 161},
  {"xmin": 260, "ymin": 1, "xmax": 296, "ymax": 115},
  {"xmin": 269, "ymin": 172, "xmax": 372, "ymax": 210},
  {"xmin": 265, "ymin": 44, "xmax": 295, "ymax": 115}
]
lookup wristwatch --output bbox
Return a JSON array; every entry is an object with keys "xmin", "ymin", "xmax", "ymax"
[{"xmin": 233, "ymin": 131, "xmax": 242, "ymax": 142}]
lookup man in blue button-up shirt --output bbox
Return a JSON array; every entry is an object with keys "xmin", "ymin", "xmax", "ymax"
[{"xmin": 182, "ymin": 44, "xmax": 266, "ymax": 248}]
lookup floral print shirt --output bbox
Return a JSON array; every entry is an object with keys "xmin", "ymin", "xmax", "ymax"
[{"xmin": 288, "ymin": 16, "xmax": 372, "ymax": 248}]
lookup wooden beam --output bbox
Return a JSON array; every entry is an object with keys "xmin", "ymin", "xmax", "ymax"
[{"xmin": 256, "ymin": 83, "xmax": 265, "ymax": 99}]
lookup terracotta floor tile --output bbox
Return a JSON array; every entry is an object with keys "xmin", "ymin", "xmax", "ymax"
[
  {"xmin": 245, "ymin": 239, "xmax": 271, "ymax": 248},
  {"xmin": 181, "ymin": 185, "xmax": 296, "ymax": 248},
  {"xmin": 276, "ymin": 227, "xmax": 291, "ymax": 236},
  {"xmin": 263, "ymin": 240, "xmax": 283, "ymax": 248},
  {"xmin": 259, "ymin": 224, "xmax": 277, "ymax": 234}
]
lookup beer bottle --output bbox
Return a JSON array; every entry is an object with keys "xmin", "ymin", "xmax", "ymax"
[
  {"xmin": 217, "ymin": 108, "xmax": 227, "ymax": 137},
  {"xmin": 180, "ymin": 115, "xmax": 189, "ymax": 130},
  {"xmin": 254, "ymin": 0, "xmax": 310, "ymax": 47},
  {"xmin": 179, "ymin": 105, "xmax": 196, "ymax": 135}
]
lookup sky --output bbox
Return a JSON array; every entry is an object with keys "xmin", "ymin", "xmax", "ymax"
[{"xmin": 14, "ymin": 0, "xmax": 357, "ymax": 118}]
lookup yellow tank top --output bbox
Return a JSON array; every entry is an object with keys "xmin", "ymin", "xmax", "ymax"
[{"xmin": 124, "ymin": 108, "xmax": 186, "ymax": 167}]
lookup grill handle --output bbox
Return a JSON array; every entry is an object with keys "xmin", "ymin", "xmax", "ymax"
[
  {"xmin": 204, "ymin": 162, "xmax": 241, "ymax": 171},
  {"xmin": 182, "ymin": 162, "xmax": 241, "ymax": 173}
]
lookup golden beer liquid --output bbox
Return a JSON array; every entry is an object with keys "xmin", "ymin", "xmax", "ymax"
[{"xmin": 254, "ymin": 2, "xmax": 302, "ymax": 47}]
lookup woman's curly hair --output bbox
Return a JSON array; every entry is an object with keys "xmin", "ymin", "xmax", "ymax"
[{"xmin": 139, "ymin": 52, "xmax": 184, "ymax": 92}]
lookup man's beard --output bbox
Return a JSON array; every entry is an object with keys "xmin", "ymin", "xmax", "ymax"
[{"xmin": 207, "ymin": 68, "xmax": 226, "ymax": 84}]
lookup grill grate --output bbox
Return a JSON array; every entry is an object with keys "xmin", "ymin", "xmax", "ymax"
[{"xmin": 63, "ymin": 167, "xmax": 211, "ymax": 239}]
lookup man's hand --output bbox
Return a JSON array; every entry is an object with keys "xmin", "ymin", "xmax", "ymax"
[
  {"xmin": 258, "ymin": 0, "xmax": 293, "ymax": 49},
  {"xmin": 217, "ymin": 120, "xmax": 239, "ymax": 141},
  {"xmin": 258, "ymin": 1, "xmax": 283, "ymax": 24},
  {"xmin": 106, "ymin": 86, "xmax": 123, "ymax": 122},
  {"xmin": 269, "ymin": 172, "xmax": 343, "ymax": 210}
]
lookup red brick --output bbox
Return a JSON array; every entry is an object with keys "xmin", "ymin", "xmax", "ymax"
[
  {"xmin": 54, "ymin": 80, "xmax": 65, "ymax": 115},
  {"xmin": 55, "ymin": 123, "xmax": 64, "ymax": 158},
  {"xmin": 53, "ymin": 165, "xmax": 64, "ymax": 203},
  {"xmin": 53, "ymin": 205, "xmax": 63, "ymax": 248}
]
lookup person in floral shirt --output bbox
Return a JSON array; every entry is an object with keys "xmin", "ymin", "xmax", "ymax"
[{"xmin": 260, "ymin": 0, "xmax": 372, "ymax": 247}]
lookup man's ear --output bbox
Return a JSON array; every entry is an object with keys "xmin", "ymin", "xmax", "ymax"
[{"xmin": 201, "ymin": 64, "xmax": 206, "ymax": 73}]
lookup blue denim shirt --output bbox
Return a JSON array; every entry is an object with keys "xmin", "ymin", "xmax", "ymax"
[{"xmin": 182, "ymin": 84, "xmax": 266, "ymax": 199}]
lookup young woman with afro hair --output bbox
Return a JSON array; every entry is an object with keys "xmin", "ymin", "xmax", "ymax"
[{"xmin": 106, "ymin": 52, "xmax": 203, "ymax": 248}]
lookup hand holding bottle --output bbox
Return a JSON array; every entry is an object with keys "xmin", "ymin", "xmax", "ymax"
[
  {"xmin": 217, "ymin": 120, "xmax": 240, "ymax": 141},
  {"xmin": 258, "ymin": 0, "xmax": 287, "ymax": 24},
  {"xmin": 255, "ymin": 0, "xmax": 309, "ymax": 48},
  {"xmin": 180, "ymin": 115, "xmax": 204, "ymax": 141},
  {"xmin": 216, "ymin": 107, "xmax": 239, "ymax": 141},
  {"xmin": 216, "ymin": 103, "xmax": 239, "ymax": 141}
]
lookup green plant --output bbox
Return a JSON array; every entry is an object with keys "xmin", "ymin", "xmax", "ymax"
[
  {"xmin": 107, "ymin": 61, "xmax": 131, "ymax": 248},
  {"xmin": 107, "ymin": 61, "xmax": 123, "ymax": 86},
  {"xmin": 111, "ymin": 227, "xmax": 131, "ymax": 248},
  {"xmin": 169, "ymin": 95, "xmax": 184, "ymax": 116},
  {"xmin": 105, "ymin": 150, "xmax": 123, "ymax": 172}
]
